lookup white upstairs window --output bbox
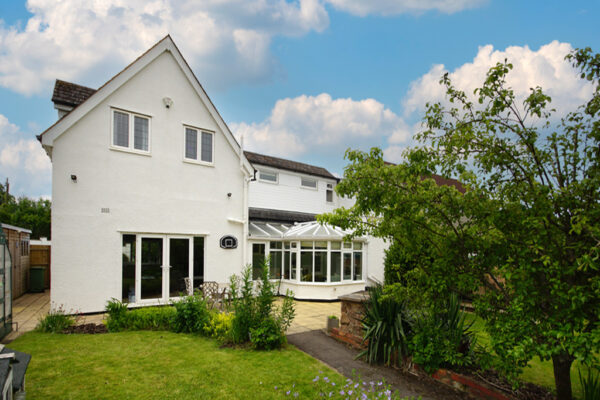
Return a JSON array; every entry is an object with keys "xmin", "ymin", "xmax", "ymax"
[
  {"xmin": 301, "ymin": 177, "xmax": 317, "ymax": 189},
  {"xmin": 111, "ymin": 109, "xmax": 150, "ymax": 153},
  {"xmin": 326, "ymin": 183, "xmax": 334, "ymax": 202},
  {"xmin": 259, "ymin": 170, "xmax": 278, "ymax": 183},
  {"xmin": 184, "ymin": 126, "xmax": 214, "ymax": 165}
]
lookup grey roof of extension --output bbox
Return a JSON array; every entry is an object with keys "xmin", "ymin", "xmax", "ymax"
[
  {"xmin": 248, "ymin": 207, "xmax": 316, "ymax": 224},
  {"xmin": 244, "ymin": 151, "xmax": 338, "ymax": 180}
]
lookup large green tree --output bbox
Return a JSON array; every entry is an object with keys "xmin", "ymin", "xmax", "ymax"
[
  {"xmin": 320, "ymin": 49, "xmax": 600, "ymax": 400},
  {"xmin": 0, "ymin": 181, "xmax": 51, "ymax": 239}
]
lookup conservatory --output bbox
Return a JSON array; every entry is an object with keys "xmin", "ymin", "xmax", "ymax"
[{"xmin": 248, "ymin": 221, "xmax": 368, "ymax": 300}]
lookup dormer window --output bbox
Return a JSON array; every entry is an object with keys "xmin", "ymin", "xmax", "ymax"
[
  {"xmin": 259, "ymin": 170, "xmax": 278, "ymax": 183},
  {"xmin": 301, "ymin": 177, "xmax": 317, "ymax": 189},
  {"xmin": 184, "ymin": 126, "xmax": 214, "ymax": 165},
  {"xmin": 111, "ymin": 109, "xmax": 150, "ymax": 154}
]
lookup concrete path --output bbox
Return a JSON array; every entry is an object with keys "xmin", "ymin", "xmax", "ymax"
[{"xmin": 288, "ymin": 330, "xmax": 468, "ymax": 400}]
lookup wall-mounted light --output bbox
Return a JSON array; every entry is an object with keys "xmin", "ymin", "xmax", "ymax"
[
  {"xmin": 71, "ymin": 174, "xmax": 77, "ymax": 182},
  {"xmin": 163, "ymin": 97, "xmax": 173, "ymax": 109}
]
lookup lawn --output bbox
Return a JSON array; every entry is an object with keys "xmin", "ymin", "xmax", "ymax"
[
  {"xmin": 466, "ymin": 313, "xmax": 596, "ymax": 399},
  {"xmin": 9, "ymin": 331, "xmax": 342, "ymax": 399}
]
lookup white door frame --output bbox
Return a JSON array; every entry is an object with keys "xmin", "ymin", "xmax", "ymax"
[{"xmin": 135, "ymin": 234, "xmax": 194, "ymax": 303}]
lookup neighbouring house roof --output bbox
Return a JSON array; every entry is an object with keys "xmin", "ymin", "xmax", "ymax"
[
  {"xmin": 429, "ymin": 174, "xmax": 466, "ymax": 194},
  {"xmin": 244, "ymin": 151, "xmax": 338, "ymax": 180},
  {"xmin": 51, "ymin": 80, "xmax": 96, "ymax": 108},
  {"xmin": 1, "ymin": 223, "xmax": 32, "ymax": 234},
  {"xmin": 384, "ymin": 161, "xmax": 465, "ymax": 193},
  {"xmin": 249, "ymin": 207, "xmax": 316, "ymax": 224}
]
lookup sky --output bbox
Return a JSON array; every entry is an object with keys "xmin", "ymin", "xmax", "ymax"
[{"xmin": 0, "ymin": 0, "xmax": 598, "ymax": 199}]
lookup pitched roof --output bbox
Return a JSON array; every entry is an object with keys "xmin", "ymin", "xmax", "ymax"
[
  {"xmin": 244, "ymin": 151, "xmax": 337, "ymax": 180},
  {"xmin": 429, "ymin": 174, "xmax": 466, "ymax": 194},
  {"xmin": 38, "ymin": 35, "xmax": 254, "ymax": 175},
  {"xmin": 51, "ymin": 80, "xmax": 96, "ymax": 108},
  {"xmin": 384, "ymin": 161, "xmax": 465, "ymax": 193}
]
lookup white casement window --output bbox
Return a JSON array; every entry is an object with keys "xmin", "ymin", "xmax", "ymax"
[
  {"xmin": 184, "ymin": 126, "xmax": 214, "ymax": 165},
  {"xmin": 301, "ymin": 177, "xmax": 317, "ymax": 189},
  {"xmin": 259, "ymin": 170, "xmax": 278, "ymax": 183},
  {"xmin": 111, "ymin": 109, "xmax": 150, "ymax": 153},
  {"xmin": 326, "ymin": 183, "xmax": 334, "ymax": 203}
]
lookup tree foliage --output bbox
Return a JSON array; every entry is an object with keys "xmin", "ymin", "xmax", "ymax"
[
  {"xmin": 320, "ymin": 49, "xmax": 600, "ymax": 400},
  {"xmin": 0, "ymin": 180, "xmax": 51, "ymax": 239}
]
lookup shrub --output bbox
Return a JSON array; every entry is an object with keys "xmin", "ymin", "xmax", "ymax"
[
  {"xmin": 358, "ymin": 284, "xmax": 412, "ymax": 366},
  {"xmin": 250, "ymin": 316, "xmax": 285, "ymax": 350},
  {"xmin": 579, "ymin": 368, "xmax": 600, "ymax": 400},
  {"xmin": 409, "ymin": 293, "xmax": 476, "ymax": 373},
  {"xmin": 127, "ymin": 307, "xmax": 176, "ymax": 331},
  {"xmin": 204, "ymin": 311, "xmax": 234, "ymax": 342},
  {"xmin": 171, "ymin": 292, "xmax": 211, "ymax": 334},
  {"xmin": 229, "ymin": 263, "xmax": 295, "ymax": 349},
  {"xmin": 36, "ymin": 305, "xmax": 75, "ymax": 333},
  {"xmin": 106, "ymin": 298, "xmax": 129, "ymax": 332},
  {"xmin": 383, "ymin": 240, "xmax": 430, "ymax": 286}
]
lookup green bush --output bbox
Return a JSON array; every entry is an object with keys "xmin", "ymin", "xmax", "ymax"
[
  {"xmin": 250, "ymin": 316, "xmax": 285, "ymax": 350},
  {"xmin": 36, "ymin": 306, "xmax": 75, "ymax": 333},
  {"xmin": 358, "ymin": 284, "xmax": 412, "ymax": 366},
  {"xmin": 409, "ymin": 293, "xmax": 476, "ymax": 373},
  {"xmin": 106, "ymin": 298, "xmax": 129, "ymax": 332},
  {"xmin": 383, "ymin": 240, "xmax": 430, "ymax": 285},
  {"xmin": 204, "ymin": 311, "xmax": 234, "ymax": 342},
  {"xmin": 171, "ymin": 292, "xmax": 211, "ymax": 334},
  {"xmin": 106, "ymin": 298, "xmax": 176, "ymax": 332},
  {"xmin": 229, "ymin": 263, "xmax": 295, "ymax": 349},
  {"xmin": 127, "ymin": 307, "xmax": 176, "ymax": 331}
]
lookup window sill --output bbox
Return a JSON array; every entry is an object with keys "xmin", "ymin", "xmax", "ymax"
[
  {"xmin": 183, "ymin": 158, "xmax": 214, "ymax": 167},
  {"xmin": 281, "ymin": 280, "xmax": 365, "ymax": 286},
  {"xmin": 109, "ymin": 146, "xmax": 151, "ymax": 157}
]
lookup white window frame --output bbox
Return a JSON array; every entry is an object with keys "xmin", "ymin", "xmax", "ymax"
[
  {"xmin": 110, "ymin": 108, "xmax": 152, "ymax": 155},
  {"xmin": 326, "ymin": 182, "xmax": 334, "ymax": 203},
  {"xmin": 258, "ymin": 169, "xmax": 278, "ymax": 184},
  {"xmin": 300, "ymin": 177, "xmax": 318, "ymax": 190},
  {"xmin": 182, "ymin": 125, "xmax": 215, "ymax": 166}
]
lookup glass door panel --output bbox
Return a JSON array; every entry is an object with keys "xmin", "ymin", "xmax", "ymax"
[
  {"xmin": 252, "ymin": 243, "xmax": 265, "ymax": 280},
  {"xmin": 141, "ymin": 237, "xmax": 163, "ymax": 300},
  {"xmin": 343, "ymin": 253, "xmax": 352, "ymax": 281},
  {"xmin": 169, "ymin": 238, "xmax": 190, "ymax": 297}
]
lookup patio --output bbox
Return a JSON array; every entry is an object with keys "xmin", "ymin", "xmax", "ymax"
[{"xmin": 3, "ymin": 290, "xmax": 341, "ymax": 342}]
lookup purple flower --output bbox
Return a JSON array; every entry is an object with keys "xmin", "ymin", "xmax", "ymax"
[
  {"xmin": 313, "ymin": 376, "xmax": 320, "ymax": 382},
  {"xmin": 294, "ymin": 392, "xmax": 299, "ymax": 398},
  {"xmin": 286, "ymin": 390, "xmax": 291, "ymax": 395}
]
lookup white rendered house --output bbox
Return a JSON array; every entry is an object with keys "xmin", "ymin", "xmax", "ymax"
[{"xmin": 39, "ymin": 36, "xmax": 387, "ymax": 313}]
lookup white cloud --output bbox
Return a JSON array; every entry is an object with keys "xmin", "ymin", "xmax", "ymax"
[
  {"xmin": 403, "ymin": 41, "xmax": 594, "ymax": 119},
  {"xmin": 324, "ymin": 0, "xmax": 485, "ymax": 16},
  {"xmin": 231, "ymin": 93, "xmax": 407, "ymax": 158},
  {"xmin": 0, "ymin": 115, "xmax": 51, "ymax": 198},
  {"xmin": 0, "ymin": 0, "xmax": 329, "ymax": 95}
]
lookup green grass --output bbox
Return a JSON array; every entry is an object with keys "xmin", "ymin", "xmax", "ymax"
[
  {"xmin": 9, "ymin": 331, "xmax": 342, "ymax": 399},
  {"xmin": 465, "ymin": 313, "xmax": 596, "ymax": 399}
]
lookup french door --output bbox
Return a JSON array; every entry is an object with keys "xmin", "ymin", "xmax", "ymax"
[{"xmin": 136, "ymin": 235, "xmax": 194, "ymax": 302}]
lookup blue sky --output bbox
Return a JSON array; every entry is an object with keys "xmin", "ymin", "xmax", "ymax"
[{"xmin": 0, "ymin": 0, "xmax": 598, "ymax": 198}]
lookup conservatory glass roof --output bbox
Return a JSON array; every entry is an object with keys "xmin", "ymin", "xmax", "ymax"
[{"xmin": 248, "ymin": 221, "xmax": 363, "ymax": 241}]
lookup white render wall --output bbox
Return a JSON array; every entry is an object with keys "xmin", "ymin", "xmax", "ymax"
[
  {"xmin": 50, "ymin": 51, "xmax": 247, "ymax": 313},
  {"xmin": 248, "ymin": 167, "xmax": 355, "ymax": 215}
]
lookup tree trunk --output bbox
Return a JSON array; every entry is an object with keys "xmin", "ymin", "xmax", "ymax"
[{"xmin": 552, "ymin": 352, "xmax": 574, "ymax": 400}]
